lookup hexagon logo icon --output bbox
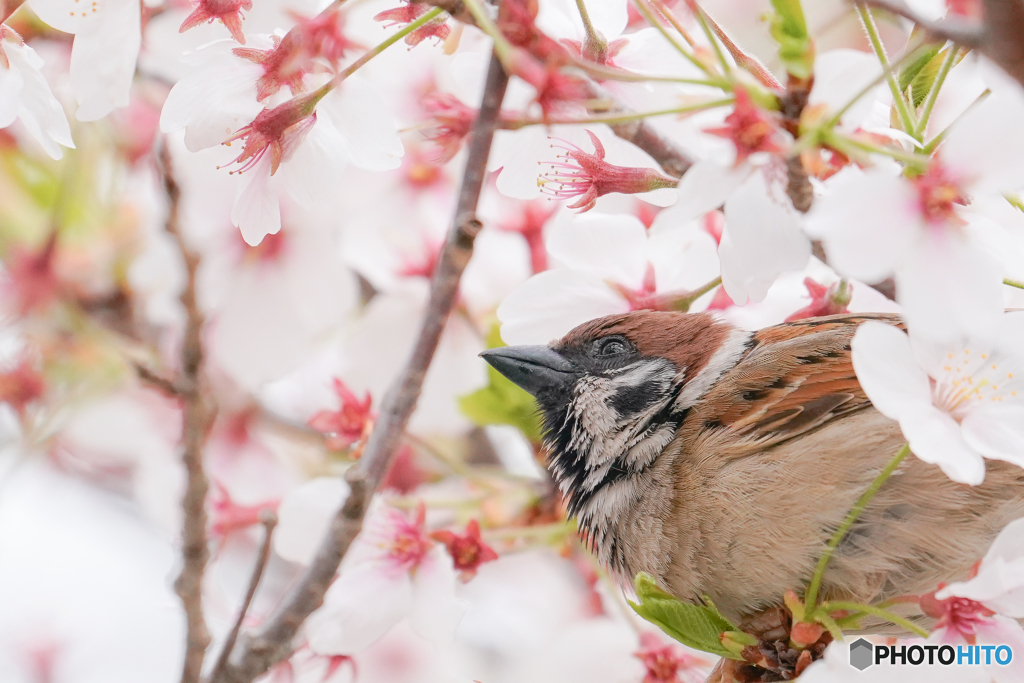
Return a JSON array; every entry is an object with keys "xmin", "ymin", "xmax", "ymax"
[{"xmin": 850, "ymin": 638, "xmax": 874, "ymax": 670}]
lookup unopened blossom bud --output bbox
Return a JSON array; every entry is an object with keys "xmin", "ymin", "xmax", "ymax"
[
  {"xmin": 375, "ymin": 3, "xmax": 451, "ymax": 46},
  {"xmin": 430, "ymin": 519, "xmax": 499, "ymax": 581},
  {"xmin": 179, "ymin": 0, "xmax": 253, "ymax": 44},
  {"xmin": 222, "ymin": 92, "xmax": 322, "ymax": 175},
  {"xmin": 539, "ymin": 130, "xmax": 677, "ymax": 211},
  {"xmin": 706, "ymin": 88, "xmax": 785, "ymax": 165}
]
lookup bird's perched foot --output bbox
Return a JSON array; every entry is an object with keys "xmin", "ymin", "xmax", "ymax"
[{"xmin": 705, "ymin": 606, "xmax": 832, "ymax": 682}]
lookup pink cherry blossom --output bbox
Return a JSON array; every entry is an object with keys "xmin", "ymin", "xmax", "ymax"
[{"xmin": 303, "ymin": 500, "xmax": 468, "ymax": 655}]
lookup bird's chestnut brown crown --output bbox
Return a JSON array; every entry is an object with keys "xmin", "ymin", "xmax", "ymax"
[{"xmin": 482, "ymin": 311, "xmax": 737, "ymax": 519}]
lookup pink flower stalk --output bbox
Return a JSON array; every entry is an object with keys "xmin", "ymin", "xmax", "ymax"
[
  {"xmin": 209, "ymin": 483, "xmax": 279, "ymax": 540},
  {"xmin": 430, "ymin": 519, "xmax": 499, "ymax": 581},
  {"xmin": 706, "ymin": 88, "xmax": 785, "ymax": 165},
  {"xmin": 497, "ymin": 0, "xmax": 569, "ymax": 61},
  {"xmin": 420, "ymin": 92, "xmax": 476, "ymax": 162},
  {"xmin": 635, "ymin": 632, "xmax": 705, "ymax": 683},
  {"xmin": 921, "ymin": 588, "xmax": 996, "ymax": 645},
  {"xmin": 233, "ymin": 34, "xmax": 310, "ymax": 102},
  {"xmin": 374, "ymin": 3, "xmax": 451, "ymax": 46},
  {"xmin": 179, "ymin": 0, "xmax": 253, "ymax": 44},
  {"xmin": 0, "ymin": 359, "xmax": 45, "ymax": 417},
  {"xmin": 308, "ymin": 378, "xmax": 373, "ymax": 451},
  {"xmin": 500, "ymin": 200, "xmax": 555, "ymax": 273},
  {"xmin": 785, "ymin": 278, "xmax": 852, "ymax": 321},
  {"xmin": 222, "ymin": 94, "xmax": 320, "ymax": 175},
  {"xmin": 539, "ymin": 130, "xmax": 677, "ymax": 211}
]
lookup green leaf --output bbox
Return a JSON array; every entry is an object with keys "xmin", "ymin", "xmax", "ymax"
[
  {"xmin": 905, "ymin": 47, "xmax": 950, "ymax": 108},
  {"xmin": 769, "ymin": 0, "xmax": 814, "ymax": 79},
  {"xmin": 458, "ymin": 324, "xmax": 544, "ymax": 443},
  {"xmin": 897, "ymin": 44, "xmax": 941, "ymax": 93},
  {"xmin": 629, "ymin": 573, "xmax": 744, "ymax": 660}
]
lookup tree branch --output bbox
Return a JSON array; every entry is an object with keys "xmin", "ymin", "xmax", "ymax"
[
  {"xmin": 208, "ymin": 511, "xmax": 278, "ymax": 683},
  {"xmin": 859, "ymin": 0, "xmax": 1024, "ymax": 89},
  {"xmin": 157, "ymin": 144, "xmax": 218, "ymax": 683},
  {"xmin": 208, "ymin": 49, "xmax": 511, "ymax": 683}
]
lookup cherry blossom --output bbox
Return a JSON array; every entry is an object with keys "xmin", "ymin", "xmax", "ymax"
[
  {"xmin": 28, "ymin": 0, "xmax": 141, "ymax": 121},
  {"xmin": 0, "ymin": 28, "xmax": 74, "ymax": 159},
  {"xmin": 302, "ymin": 500, "xmax": 468, "ymax": 655},
  {"xmin": 921, "ymin": 517, "xmax": 1024, "ymax": 682},
  {"xmin": 807, "ymin": 92, "xmax": 1024, "ymax": 342},
  {"xmin": 851, "ymin": 313, "xmax": 1024, "ymax": 485},
  {"xmin": 538, "ymin": 130, "xmax": 678, "ymax": 212},
  {"xmin": 498, "ymin": 211, "xmax": 719, "ymax": 345}
]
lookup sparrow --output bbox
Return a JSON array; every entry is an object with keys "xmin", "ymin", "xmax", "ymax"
[{"xmin": 481, "ymin": 311, "xmax": 1024, "ymax": 633}]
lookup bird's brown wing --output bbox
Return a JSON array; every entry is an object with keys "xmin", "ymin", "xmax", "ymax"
[{"xmin": 680, "ymin": 313, "xmax": 905, "ymax": 458}]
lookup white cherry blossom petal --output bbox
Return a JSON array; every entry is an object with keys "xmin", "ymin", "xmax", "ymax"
[
  {"xmin": 961, "ymin": 406, "xmax": 1024, "ymax": 468},
  {"xmin": 409, "ymin": 547, "xmax": 469, "ymax": 646},
  {"xmin": 896, "ymin": 232, "xmax": 1003, "ymax": 344},
  {"xmin": 65, "ymin": 0, "xmax": 141, "ymax": 121},
  {"xmin": 497, "ymin": 269, "xmax": 628, "ymax": 346},
  {"xmin": 805, "ymin": 168, "xmax": 920, "ymax": 282},
  {"xmin": 274, "ymin": 477, "xmax": 349, "ymax": 565},
  {"xmin": 231, "ymin": 154, "xmax": 281, "ymax": 246},
  {"xmin": 319, "ymin": 78, "xmax": 403, "ymax": 172},
  {"xmin": 720, "ymin": 170, "xmax": 809, "ymax": 304},
  {"xmin": 547, "ymin": 213, "xmax": 647, "ymax": 287},
  {"xmin": 851, "ymin": 321, "xmax": 933, "ymax": 420},
  {"xmin": 899, "ymin": 404, "xmax": 986, "ymax": 485},
  {"xmin": 306, "ymin": 563, "xmax": 414, "ymax": 656}
]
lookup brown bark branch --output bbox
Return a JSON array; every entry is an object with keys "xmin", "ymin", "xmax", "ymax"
[
  {"xmin": 207, "ymin": 511, "xmax": 278, "ymax": 683},
  {"xmin": 208, "ymin": 49, "xmax": 511, "ymax": 683},
  {"xmin": 859, "ymin": 0, "xmax": 1024, "ymax": 89},
  {"xmin": 158, "ymin": 144, "xmax": 218, "ymax": 683}
]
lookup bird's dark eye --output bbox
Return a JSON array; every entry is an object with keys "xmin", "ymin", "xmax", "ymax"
[{"xmin": 595, "ymin": 337, "xmax": 629, "ymax": 357}]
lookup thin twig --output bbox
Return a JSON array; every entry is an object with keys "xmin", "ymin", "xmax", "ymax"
[
  {"xmin": 207, "ymin": 511, "xmax": 279, "ymax": 683},
  {"xmin": 158, "ymin": 144, "xmax": 218, "ymax": 683},
  {"xmin": 209, "ymin": 49, "xmax": 511, "ymax": 683}
]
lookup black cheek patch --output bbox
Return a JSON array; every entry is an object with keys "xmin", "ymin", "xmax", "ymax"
[{"xmin": 609, "ymin": 379, "xmax": 662, "ymax": 415}]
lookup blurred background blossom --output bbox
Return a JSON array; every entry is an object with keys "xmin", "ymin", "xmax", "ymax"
[{"xmin": 1, "ymin": 0, "xmax": 1024, "ymax": 681}]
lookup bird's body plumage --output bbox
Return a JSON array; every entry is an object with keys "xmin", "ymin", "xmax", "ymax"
[{"xmin": 483, "ymin": 311, "xmax": 1024, "ymax": 631}]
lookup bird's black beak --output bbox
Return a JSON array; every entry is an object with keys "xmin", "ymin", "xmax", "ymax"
[{"xmin": 480, "ymin": 345, "xmax": 576, "ymax": 397}]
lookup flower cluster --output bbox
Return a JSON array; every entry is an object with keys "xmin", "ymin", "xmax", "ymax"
[{"xmin": 2, "ymin": 0, "xmax": 1024, "ymax": 681}]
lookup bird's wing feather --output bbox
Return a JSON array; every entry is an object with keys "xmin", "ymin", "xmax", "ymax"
[{"xmin": 682, "ymin": 313, "xmax": 905, "ymax": 457}]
